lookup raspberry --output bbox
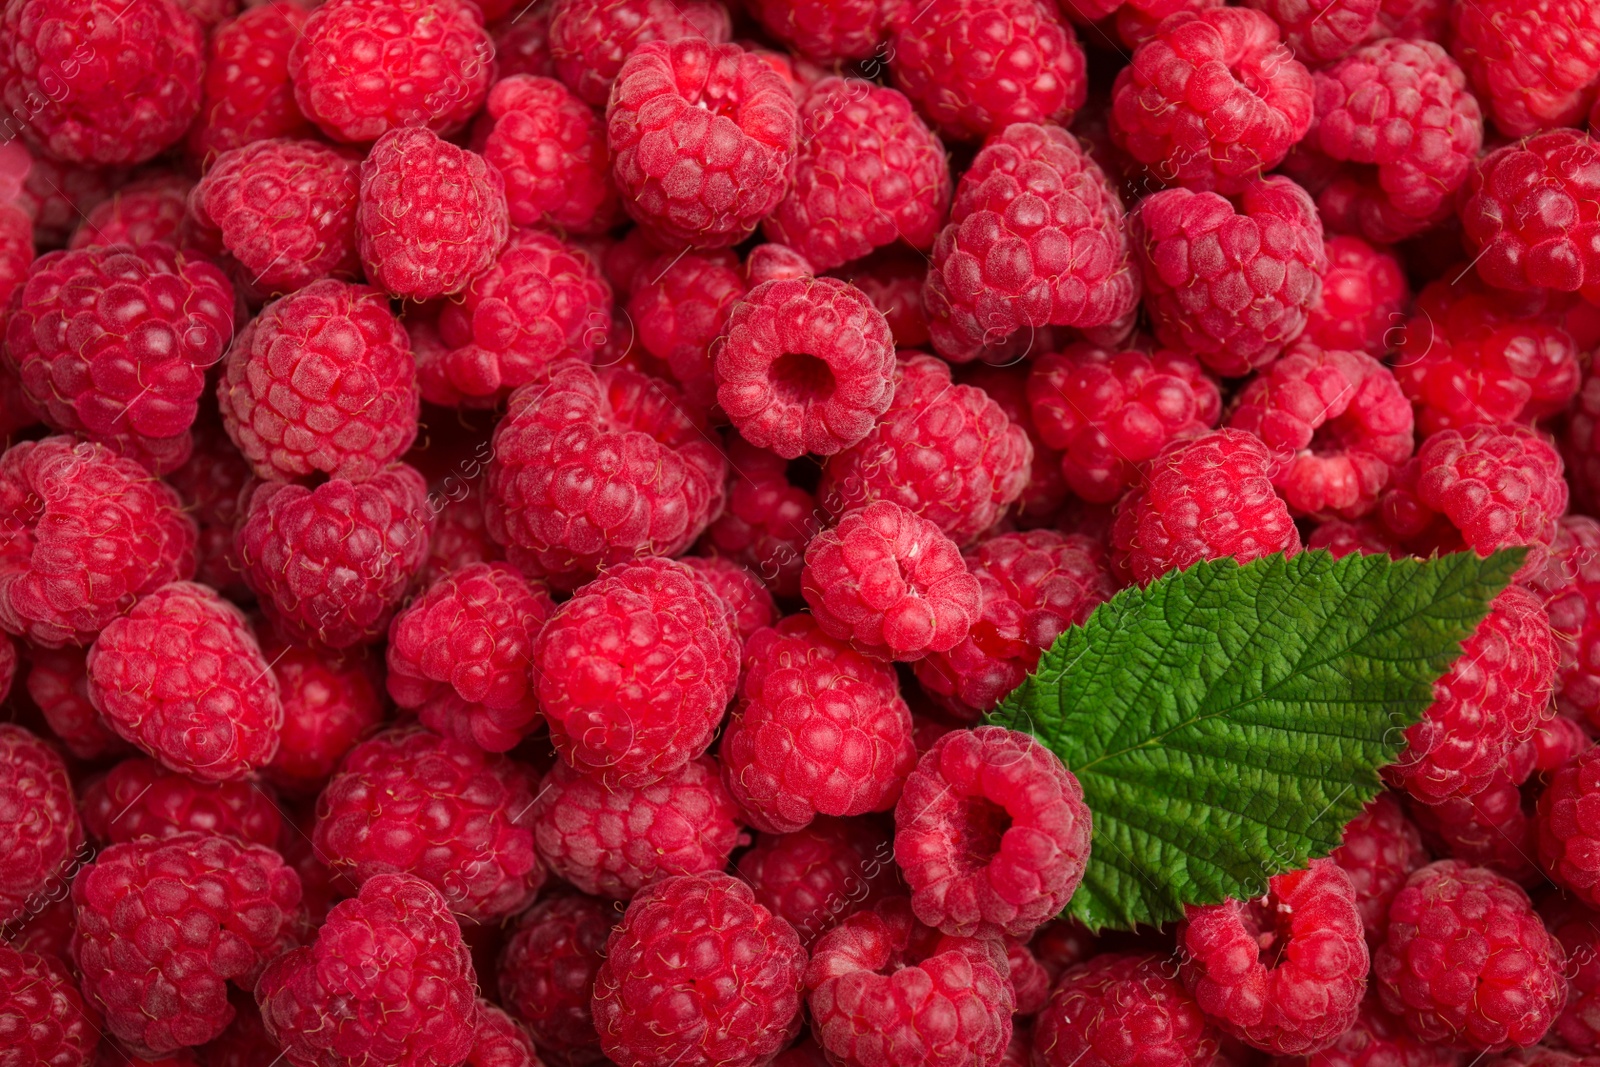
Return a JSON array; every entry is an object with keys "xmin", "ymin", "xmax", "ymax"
[
  {"xmin": 494, "ymin": 4, "xmax": 557, "ymax": 80},
  {"xmin": 1529, "ymin": 516, "xmax": 1600, "ymax": 726},
  {"xmin": 1302, "ymin": 236, "xmax": 1409, "ymax": 357},
  {"xmin": 1393, "ymin": 274, "xmax": 1583, "ymax": 436},
  {"xmin": 1132, "ymin": 177, "xmax": 1326, "ymax": 378},
  {"xmin": 1460, "ymin": 130, "xmax": 1600, "ymax": 301},
  {"xmin": 434, "ymin": 229, "xmax": 612, "ymax": 406},
  {"xmin": 13, "ymin": 154, "xmax": 118, "ymax": 250},
  {"xmin": 497, "ymin": 890, "xmax": 611, "ymax": 1067},
  {"xmin": 698, "ymin": 434, "xmax": 816, "ymax": 598},
  {"xmin": 0, "ymin": 724, "xmax": 83, "ymax": 924},
  {"xmin": 818, "ymin": 353, "xmax": 1033, "ymax": 546},
  {"xmin": 762, "ymin": 78, "xmax": 950, "ymax": 272},
  {"xmin": 720, "ymin": 613, "xmax": 916, "ymax": 832},
  {"xmin": 828, "ymin": 246, "xmax": 931, "ymax": 349},
  {"xmin": 67, "ymin": 174, "xmax": 190, "ymax": 250},
  {"xmin": 806, "ymin": 895, "xmax": 1015, "ymax": 1067},
  {"xmin": 713, "ymin": 276, "xmax": 896, "ymax": 459},
  {"xmin": 1561, "ymin": 366, "xmax": 1600, "ymax": 517},
  {"xmin": 25, "ymin": 647, "xmax": 123, "ymax": 760},
  {"xmin": 607, "ymin": 43, "xmax": 797, "ymax": 249},
  {"xmin": 289, "ymin": 0, "xmax": 494, "ymax": 144},
  {"xmin": 736, "ymin": 816, "xmax": 900, "ymax": 949},
  {"xmin": 1111, "ymin": 429, "xmax": 1303, "ymax": 586},
  {"xmin": 1026, "ymin": 343, "xmax": 1222, "ymax": 504},
  {"xmin": 218, "ymin": 279, "xmax": 420, "ymax": 483},
  {"xmin": 915, "ymin": 531, "xmax": 1117, "ymax": 719},
  {"xmin": 187, "ymin": 139, "xmax": 361, "ymax": 300},
  {"xmin": 1375, "ymin": 860, "xmax": 1566, "ymax": 1051},
  {"xmin": 1033, "ymin": 952, "xmax": 1219, "ymax": 1067},
  {"xmin": 678, "ymin": 556, "xmax": 777, "ymax": 641},
  {"xmin": 1542, "ymin": 898, "xmax": 1600, "ymax": 1055},
  {"xmin": 186, "ymin": 3, "xmax": 314, "ymax": 168},
  {"xmin": 82, "ymin": 756, "xmax": 281, "ymax": 848},
  {"xmin": 357, "ymin": 128, "xmax": 508, "ymax": 301},
  {"xmin": 260, "ymin": 638, "xmax": 384, "ymax": 795},
  {"xmin": 257, "ymin": 873, "xmax": 480, "ymax": 1067},
  {"xmin": 530, "ymin": 755, "xmax": 745, "ymax": 898},
  {"xmin": 1330, "ymin": 792, "xmax": 1428, "ymax": 945},
  {"xmin": 485, "ymin": 363, "xmax": 725, "ymax": 587},
  {"xmin": 547, "ymin": 0, "xmax": 733, "ymax": 107},
  {"xmin": 162, "ymin": 410, "xmax": 247, "ymax": 602},
  {"xmin": 0, "ymin": 945, "xmax": 100, "ymax": 1067},
  {"xmin": 6, "ymin": 243, "xmax": 235, "ymax": 472},
  {"xmin": 478, "ymin": 74, "xmax": 621, "ymax": 235},
  {"xmin": 1535, "ymin": 745, "xmax": 1600, "ymax": 905},
  {"xmin": 594, "ymin": 871, "xmax": 806, "ymax": 1067},
  {"xmin": 419, "ymin": 479, "xmax": 502, "ymax": 588},
  {"xmin": 1302, "ymin": 40, "xmax": 1483, "ymax": 244},
  {"xmin": 803, "ymin": 502, "xmax": 980, "ymax": 662},
  {"xmin": 1411, "ymin": 776, "xmax": 1538, "ymax": 886},
  {"xmin": 923, "ymin": 123, "xmax": 1139, "ymax": 365},
  {"xmin": 1111, "ymin": 8, "xmax": 1312, "ymax": 194},
  {"xmin": 1386, "ymin": 585, "xmax": 1556, "ymax": 803},
  {"xmin": 469, "ymin": 1001, "xmax": 540, "ymax": 1067},
  {"xmin": 953, "ymin": 362, "xmax": 1072, "ymax": 526},
  {"xmin": 627, "ymin": 248, "xmax": 746, "ymax": 410},
  {"xmin": 0, "ymin": 435, "xmax": 196, "ymax": 648},
  {"xmin": 234, "ymin": 463, "xmax": 434, "ymax": 650},
  {"xmin": 74, "ymin": 831, "xmax": 301, "ymax": 1054},
  {"xmin": 1241, "ymin": 0, "xmax": 1382, "ymax": 66},
  {"xmin": 1449, "ymin": 0, "xmax": 1600, "ymax": 137},
  {"xmin": 0, "ymin": 0, "xmax": 204, "ymax": 165},
  {"xmin": 1275, "ymin": 993, "xmax": 1459, "ymax": 1067}
]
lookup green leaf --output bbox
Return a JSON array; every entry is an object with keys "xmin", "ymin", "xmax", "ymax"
[{"xmin": 986, "ymin": 547, "xmax": 1523, "ymax": 932}]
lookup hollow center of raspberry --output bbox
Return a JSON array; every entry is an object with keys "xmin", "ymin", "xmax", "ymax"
[
  {"xmin": 769, "ymin": 352, "xmax": 836, "ymax": 406},
  {"xmin": 953, "ymin": 794, "xmax": 1012, "ymax": 871},
  {"xmin": 1243, "ymin": 896, "xmax": 1296, "ymax": 970}
]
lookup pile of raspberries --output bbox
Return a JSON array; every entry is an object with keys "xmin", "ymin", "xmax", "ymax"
[{"xmin": 5, "ymin": 0, "xmax": 1600, "ymax": 1064}]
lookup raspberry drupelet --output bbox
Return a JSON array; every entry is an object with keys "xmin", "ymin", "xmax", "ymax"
[
  {"xmin": 547, "ymin": 0, "xmax": 733, "ymax": 107},
  {"xmin": 498, "ymin": 890, "xmax": 612, "ymax": 1067},
  {"xmin": 720, "ymin": 613, "xmax": 917, "ymax": 833},
  {"xmin": 0, "ymin": 945, "xmax": 100, "ymax": 1067},
  {"xmin": 1033, "ymin": 952, "xmax": 1220, "ymax": 1067},
  {"xmin": 533, "ymin": 556, "xmax": 740, "ymax": 787},
  {"xmin": 186, "ymin": 3, "xmax": 314, "ymax": 168},
  {"xmin": 1448, "ymin": 0, "xmax": 1600, "ymax": 137},
  {"xmin": 1302, "ymin": 236, "xmax": 1410, "ymax": 357},
  {"xmin": 67, "ymin": 174, "xmax": 190, "ymax": 250},
  {"xmin": 1528, "ymin": 516, "xmax": 1600, "ymax": 726},
  {"xmin": 0, "ymin": 724, "xmax": 84, "ymax": 923},
  {"xmin": 257, "ymin": 873, "xmax": 480, "ymax": 1067},
  {"xmin": 478, "ymin": 74, "xmax": 622, "ymax": 235},
  {"xmin": 895, "ymin": 726, "xmax": 1091, "ymax": 940},
  {"xmin": 260, "ymin": 638, "xmax": 386, "ymax": 796},
  {"xmin": 626, "ymin": 248, "xmax": 747, "ymax": 411},
  {"xmin": 1330, "ymin": 792, "xmax": 1429, "ymax": 945},
  {"xmin": 83, "ymin": 755, "xmax": 280, "ymax": 848},
  {"xmin": 735, "ymin": 816, "xmax": 900, "ymax": 949},
  {"xmin": 592, "ymin": 872, "xmax": 807, "ymax": 1067}
]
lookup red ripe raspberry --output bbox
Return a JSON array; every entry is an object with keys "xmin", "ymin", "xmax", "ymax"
[
  {"xmin": 1034, "ymin": 952, "xmax": 1219, "ymax": 1067},
  {"xmin": 531, "ymin": 755, "xmax": 745, "ymax": 899},
  {"xmin": 803, "ymin": 502, "xmax": 981, "ymax": 662},
  {"xmin": 386, "ymin": 562, "xmax": 555, "ymax": 753},
  {"xmin": 714, "ymin": 276, "xmax": 895, "ymax": 459},
  {"xmin": 1026, "ymin": 343, "xmax": 1221, "ymax": 504},
  {"xmin": 479, "ymin": 74, "xmax": 621, "ymax": 235},
  {"xmin": 469, "ymin": 1001, "xmax": 540, "ymax": 1067},
  {"xmin": 289, "ymin": 0, "xmax": 494, "ymax": 144},
  {"xmin": 828, "ymin": 246, "xmax": 932, "ymax": 349},
  {"xmin": 1330, "ymin": 792, "xmax": 1428, "ymax": 945},
  {"xmin": 954, "ymin": 361, "xmax": 1073, "ymax": 526},
  {"xmin": 1412, "ymin": 776, "xmax": 1538, "ymax": 886},
  {"xmin": 743, "ymin": 242, "xmax": 815, "ymax": 285},
  {"xmin": 485, "ymin": 363, "xmax": 725, "ymax": 587},
  {"xmin": 0, "ymin": 724, "xmax": 83, "ymax": 922},
  {"xmin": 261, "ymin": 639, "xmax": 384, "ymax": 795},
  {"xmin": 806, "ymin": 895, "xmax": 1015, "ymax": 1067},
  {"xmin": 1241, "ymin": 0, "xmax": 1382, "ymax": 66},
  {"xmin": 26, "ymin": 647, "xmax": 122, "ymax": 760},
  {"xmin": 421, "ymin": 480, "xmax": 503, "ymax": 587},
  {"xmin": 258, "ymin": 873, "xmax": 480, "ymax": 1067},
  {"xmin": 1, "ymin": 0, "xmax": 204, "ymax": 165},
  {"xmin": 1375, "ymin": 860, "xmax": 1566, "ymax": 1050},
  {"xmin": 1303, "ymin": 40, "xmax": 1483, "ymax": 244},
  {"xmin": 74, "ymin": 831, "xmax": 300, "ymax": 1053},
  {"xmin": 698, "ymin": 434, "xmax": 816, "ymax": 598},
  {"xmin": 547, "ymin": 0, "xmax": 733, "ymax": 107},
  {"xmin": 68, "ymin": 174, "xmax": 190, "ymax": 250},
  {"xmin": 13, "ymin": 153, "xmax": 117, "ymax": 250},
  {"xmin": 1111, "ymin": 8, "xmax": 1312, "ymax": 194},
  {"xmin": 1542, "ymin": 898, "xmax": 1600, "ymax": 1055},
  {"xmin": 1132, "ymin": 177, "xmax": 1326, "ymax": 378},
  {"xmin": 88, "ymin": 582, "xmax": 282, "ymax": 782},
  {"xmin": 1226, "ymin": 343, "xmax": 1413, "ymax": 519},
  {"xmin": 818, "ymin": 353, "xmax": 1032, "ymax": 546},
  {"xmin": 1536, "ymin": 745, "xmax": 1600, "ymax": 904},
  {"xmin": 736, "ymin": 816, "xmax": 899, "ymax": 949},
  {"xmin": 0, "ymin": 945, "xmax": 99, "ymax": 1067},
  {"xmin": 627, "ymin": 248, "xmax": 746, "ymax": 410},
  {"xmin": 434, "ymin": 229, "xmax": 612, "ymax": 406},
  {"xmin": 1449, "ymin": 0, "xmax": 1600, "ymax": 137},
  {"xmin": 1386, "ymin": 585, "xmax": 1556, "ymax": 803},
  {"xmin": 234, "ymin": 463, "xmax": 434, "ymax": 649},
  {"xmin": 607, "ymin": 39, "xmax": 798, "ymax": 249},
  {"xmin": 165, "ymin": 409, "xmax": 250, "ymax": 601},
  {"xmin": 0, "ymin": 435, "xmax": 196, "ymax": 648},
  {"xmin": 720, "ymin": 613, "xmax": 916, "ymax": 833},
  {"xmin": 1275, "ymin": 993, "xmax": 1460, "ymax": 1067},
  {"xmin": 1529, "ymin": 516, "xmax": 1600, "ymax": 726},
  {"xmin": 1111, "ymin": 429, "xmax": 1303, "ymax": 586},
  {"xmin": 1302, "ymin": 236, "xmax": 1409, "ymax": 357},
  {"xmin": 678, "ymin": 556, "xmax": 776, "ymax": 641},
  {"xmin": 1461, "ymin": 130, "xmax": 1600, "ymax": 301},
  {"xmin": 1394, "ymin": 274, "xmax": 1583, "ymax": 436},
  {"xmin": 751, "ymin": 0, "xmax": 898, "ymax": 63},
  {"xmin": 82, "ymin": 756, "xmax": 281, "ymax": 847},
  {"xmin": 358, "ymin": 128, "xmax": 508, "ymax": 301},
  {"xmin": 915, "ymin": 531, "xmax": 1117, "ymax": 718},
  {"xmin": 6, "ymin": 243, "xmax": 235, "ymax": 472},
  {"xmin": 924, "ymin": 123, "xmax": 1139, "ymax": 364},
  {"xmin": 498, "ymin": 890, "xmax": 610, "ymax": 1067},
  {"xmin": 1561, "ymin": 364, "xmax": 1600, "ymax": 517},
  {"xmin": 186, "ymin": 3, "xmax": 314, "ymax": 168},
  {"xmin": 315, "ymin": 725, "xmax": 543, "ymax": 920},
  {"xmin": 493, "ymin": 5, "xmax": 557, "ymax": 81},
  {"xmin": 762, "ymin": 78, "xmax": 950, "ymax": 272},
  {"xmin": 187, "ymin": 139, "xmax": 361, "ymax": 299},
  {"xmin": 218, "ymin": 279, "xmax": 419, "ymax": 482}
]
